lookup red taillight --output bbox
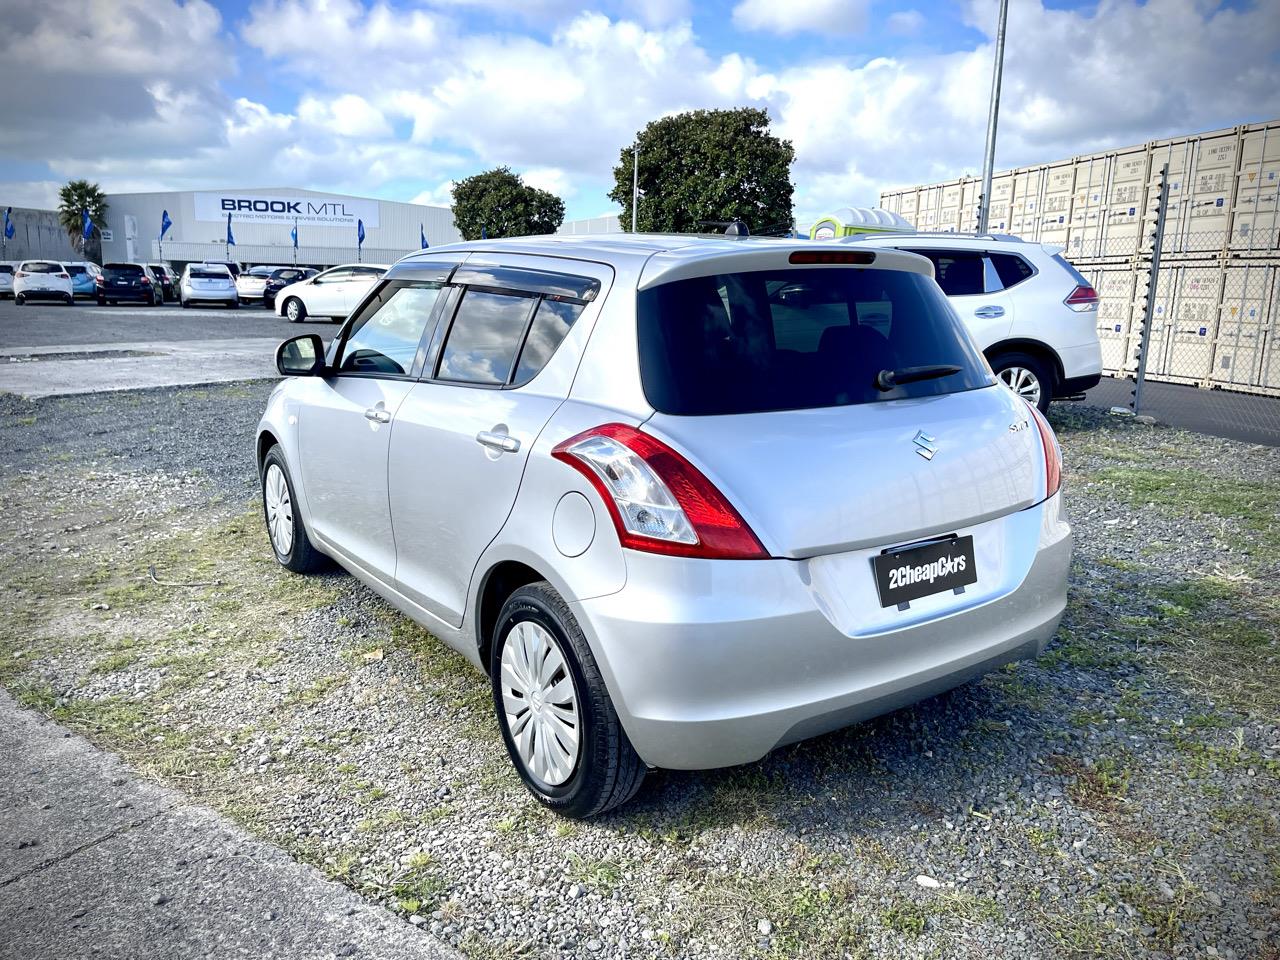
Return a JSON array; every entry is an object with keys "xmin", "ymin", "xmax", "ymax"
[
  {"xmin": 140, "ymin": 276, "xmax": 152, "ymax": 284},
  {"xmin": 552, "ymin": 423, "xmax": 768, "ymax": 560},
  {"xmin": 1025, "ymin": 401, "xmax": 1062, "ymax": 498},
  {"xmin": 1064, "ymin": 284, "xmax": 1098, "ymax": 312},
  {"xmin": 15, "ymin": 271, "xmax": 27, "ymax": 279},
  {"xmin": 95, "ymin": 275, "xmax": 104, "ymax": 285}
]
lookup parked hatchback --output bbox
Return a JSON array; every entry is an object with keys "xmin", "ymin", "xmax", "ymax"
[
  {"xmin": 257, "ymin": 237, "xmax": 1071, "ymax": 817},
  {"xmin": 99, "ymin": 262, "xmax": 163, "ymax": 305},
  {"xmin": 180, "ymin": 263, "xmax": 238, "ymax": 308},
  {"xmin": 66, "ymin": 262, "xmax": 102, "ymax": 300},
  {"xmin": 14, "ymin": 260, "xmax": 74, "ymax": 305},
  {"xmin": 0, "ymin": 262, "xmax": 16, "ymax": 299},
  {"xmin": 848, "ymin": 233, "xmax": 1102, "ymax": 412}
]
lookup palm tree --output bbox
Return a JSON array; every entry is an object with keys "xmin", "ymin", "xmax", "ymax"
[{"xmin": 57, "ymin": 180, "xmax": 109, "ymax": 251}]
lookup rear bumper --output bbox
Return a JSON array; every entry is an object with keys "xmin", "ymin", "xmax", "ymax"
[
  {"xmin": 571, "ymin": 493, "xmax": 1071, "ymax": 770},
  {"xmin": 1058, "ymin": 372, "xmax": 1101, "ymax": 396},
  {"xmin": 101, "ymin": 289, "xmax": 152, "ymax": 302},
  {"xmin": 1055, "ymin": 339, "xmax": 1102, "ymax": 385}
]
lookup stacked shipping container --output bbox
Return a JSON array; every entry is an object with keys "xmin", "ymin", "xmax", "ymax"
[{"xmin": 880, "ymin": 120, "xmax": 1280, "ymax": 397}]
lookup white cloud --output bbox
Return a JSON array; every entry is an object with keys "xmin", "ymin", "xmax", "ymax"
[
  {"xmin": 732, "ymin": 0, "xmax": 871, "ymax": 36},
  {"xmin": 521, "ymin": 166, "xmax": 575, "ymax": 198},
  {"xmin": 886, "ymin": 9, "xmax": 925, "ymax": 35}
]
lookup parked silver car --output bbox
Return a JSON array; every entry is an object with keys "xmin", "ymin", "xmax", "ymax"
[{"xmin": 257, "ymin": 236, "xmax": 1071, "ymax": 817}]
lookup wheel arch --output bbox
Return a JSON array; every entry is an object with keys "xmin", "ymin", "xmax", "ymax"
[
  {"xmin": 475, "ymin": 559, "xmax": 551, "ymax": 675},
  {"xmin": 984, "ymin": 338, "xmax": 1064, "ymax": 385},
  {"xmin": 256, "ymin": 429, "xmax": 280, "ymax": 472}
]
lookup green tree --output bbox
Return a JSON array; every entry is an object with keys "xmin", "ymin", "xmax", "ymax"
[
  {"xmin": 451, "ymin": 167, "xmax": 565, "ymax": 240},
  {"xmin": 609, "ymin": 107, "xmax": 795, "ymax": 234},
  {"xmin": 57, "ymin": 179, "xmax": 110, "ymax": 250}
]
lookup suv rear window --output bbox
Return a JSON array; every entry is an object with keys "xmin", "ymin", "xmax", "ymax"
[
  {"xmin": 104, "ymin": 264, "xmax": 143, "ymax": 279},
  {"xmin": 637, "ymin": 268, "xmax": 991, "ymax": 416}
]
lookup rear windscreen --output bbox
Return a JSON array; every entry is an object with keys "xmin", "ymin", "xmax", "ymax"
[
  {"xmin": 67, "ymin": 266, "xmax": 88, "ymax": 276},
  {"xmin": 24, "ymin": 262, "xmax": 60, "ymax": 273},
  {"xmin": 637, "ymin": 268, "xmax": 991, "ymax": 416},
  {"xmin": 104, "ymin": 264, "xmax": 143, "ymax": 279},
  {"xmin": 0, "ymin": 266, "xmax": 15, "ymax": 275},
  {"xmin": 190, "ymin": 268, "xmax": 228, "ymax": 280}
]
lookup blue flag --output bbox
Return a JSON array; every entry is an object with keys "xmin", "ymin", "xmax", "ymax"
[
  {"xmin": 357, "ymin": 219, "xmax": 365, "ymax": 249},
  {"xmin": 81, "ymin": 208, "xmax": 94, "ymax": 240},
  {"xmin": 3, "ymin": 207, "xmax": 13, "ymax": 240},
  {"xmin": 226, "ymin": 212, "xmax": 236, "ymax": 246},
  {"xmin": 420, "ymin": 223, "xmax": 428, "ymax": 249},
  {"xmin": 160, "ymin": 209, "xmax": 172, "ymax": 239},
  {"xmin": 291, "ymin": 221, "xmax": 298, "ymax": 249},
  {"xmin": 481, "ymin": 225, "xmax": 487, "ymax": 239}
]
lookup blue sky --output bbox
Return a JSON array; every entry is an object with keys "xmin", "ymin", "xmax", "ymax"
[{"xmin": 1, "ymin": 0, "xmax": 1278, "ymax": 224}]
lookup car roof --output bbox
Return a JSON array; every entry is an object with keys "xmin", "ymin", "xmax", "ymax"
[{"xmin": 392, "ymin": 234, "xmax": 933, "ymax": 288}]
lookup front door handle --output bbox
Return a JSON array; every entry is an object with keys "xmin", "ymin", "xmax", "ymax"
[
  {"xmin": 974, "ymin": 305, "xmax": 1006, "ymax": 319},
  {"xmin": 476, "ymin": 430, "xmax": 520, "ymax": 453},
  {"xmin": 364, "ymin": 407, "xmax": 391, "ymax": 424}
]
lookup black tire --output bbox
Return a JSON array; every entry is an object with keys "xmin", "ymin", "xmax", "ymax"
[
  {"xmin": 181, "ymin": 298, "xmax": 190, "ymax": 309},
  {"xmin": 65, "ymin": 294, "xmax": 74, "ymax": 306},
  {"xmin": 229, "ymin": 299, "xmax": 239, "ymax": 310},
  {"xmin": 14, "ymin": 295, "xmax": 24, "ymax": 306},
  {"xmin": 491, "ymin": 581, "xmax": 646, "ymax": 819},
  {"xmin": 284, "ymin": 297, "xmax": 306, "ymax": 323},
  {"xmin": 97, "ymin": 297, "xmax": 106, "ymax": 306},
  {"xmin": 989, "ymin": 350, "xmax": 1055, "ymax": 415},
  {"xmin": 260, "ymin": 446, "xmax": 326, "ymax": 574}
]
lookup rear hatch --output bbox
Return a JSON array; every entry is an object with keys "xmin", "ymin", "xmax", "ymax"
[{"xmin": 636, "ymin": 259, "xmax": 1044, "ymax": 559}]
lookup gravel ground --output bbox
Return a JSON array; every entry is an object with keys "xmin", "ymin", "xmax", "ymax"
[{"xmin": 1, "ymin": 386, "xmax": 1277, "ymax": 960}]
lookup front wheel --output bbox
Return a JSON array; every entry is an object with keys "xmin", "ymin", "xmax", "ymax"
[
  {"xmin": 990, "ymin": 351, "xmax": 1054, "ymax": 415},
  {"xmin": 284, "ymin": 297, "xmax": 305, "ymax": 323},
  {"xmin": 491, "ymin": 582, "xmax": 646, "ymax": 819},
  {"xmin": 260, "ymin": 446, "xmax": 325, "ymax": 574}
]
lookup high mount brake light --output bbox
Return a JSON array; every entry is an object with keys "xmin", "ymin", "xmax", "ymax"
[
  {"xmin": 1024, "ymin": 400, "xmax": 1062, "ymax": 498},
  {"xmin": 788, "ymin": 250, "xmax": 876, "ymax": 265},
  {"xmin": 552, "ymin": 424, "xmax": 768, "ymax": 560}
]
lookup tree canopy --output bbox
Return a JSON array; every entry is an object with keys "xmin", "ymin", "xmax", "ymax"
[
  {"xmin": 57, "ymin": 180, "xmax": 109, "ymax": 248},
  {"xmin": 609, "ymin": 107, "xmax": 795, "ymax": 235},
  {"xmin": 451, "ymin": 167, "xmax": 566, "ymax": 240}
]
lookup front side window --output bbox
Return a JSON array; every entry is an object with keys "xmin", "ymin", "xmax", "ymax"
[
  {"xmin": 338, "ymin": 282, "xmax": 442, "ymax": 376},
  {"xmin": 637, "ymin": 267, "xmax": 991, "ymax": 416},
  {"xmin": 436, "ymin": 290, "xmax": 536, "ymax": 385},
  {"xmin": 907, "ymin": 249, "xmax": 987, "ymax": 296}
]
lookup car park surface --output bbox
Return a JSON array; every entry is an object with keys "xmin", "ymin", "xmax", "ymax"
[{"xmin": 259, "ymin": 234, "xmax": 1071, "ymax": 818}]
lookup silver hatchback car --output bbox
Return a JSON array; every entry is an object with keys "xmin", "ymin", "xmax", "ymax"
[{"xmin": 257, "ymin": 235, "xmax": 1071, "ymax": 818}]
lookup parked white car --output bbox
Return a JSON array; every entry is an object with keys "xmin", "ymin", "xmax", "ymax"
[
  {"xmin": 179, "ymin": 263, "xmax": 239, "ymax": 308},
  {"xmin": 14, "ymin": 260, "xmax": 74, "ymax": 305},
  {"xmin": 848, "ymin": 233, "xmax": 1102, "ymax": 412},
  {"xmin": 0, "ymin": 261, "xmax": 16, "ymax": 299},
  {"xmin": 274, "ymin": 263, "xmax": 389, "ymax": 322},
  {"xmin": 236, "ymin": 265, "xmax": 290, "ymax": 303},
  {"xmin": 258, "ymin": 236, "xmax": 1070, "ymax": 817}
]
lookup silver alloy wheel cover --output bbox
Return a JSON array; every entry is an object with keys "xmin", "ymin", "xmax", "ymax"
[
  {"xmin": 264, "ymin": 463, "xmax": 294, "ymax": 556},
  {"xmin": 499, "ymin": 620, "xmax": 581, "ymax": 787},
  {"xmin": 999, "ymin": 365, "xmax": 1042, "ymax": 407},
  {"xmin": 286, "ymin": 299, "xmax": 301, "ymax": 321}
]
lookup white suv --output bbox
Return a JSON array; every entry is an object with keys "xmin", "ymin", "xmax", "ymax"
[{"xmin": 849, "ymin": 233, "xmax": 1102, "ymax": 412}]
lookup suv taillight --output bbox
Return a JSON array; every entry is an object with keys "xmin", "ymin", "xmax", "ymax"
[
  {"xmin": 552, "ymin": 423, "xmax": 768, "ymax": 559},
  {"xmin": 1064, "ymin": 284, "xmax": 1098, "ymax": 312},
  {"xmin": 95, "ymin": 275, "xmax": 105, "ymax": 285},
  {"xmin": 1025, "ymin": 401, "xmax": 1062, "ymax": 498}
]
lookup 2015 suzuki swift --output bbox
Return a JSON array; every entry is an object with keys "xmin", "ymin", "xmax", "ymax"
[{"xmin": 257, "ymin": 235, "xmax": 1071, "ymax": 818}]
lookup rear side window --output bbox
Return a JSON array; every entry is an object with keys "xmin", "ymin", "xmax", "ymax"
[
  {"xmin": 437, "ymin": 290, "xmax": 536, "ymax": 385},
  {"xmin": 339, "ymin": 282, "xmax": 442, "ymax": 376},
  {"xmin": 512, "ymin": 299, "xmax": 584, "ymax": 385},
  {"xmin": 990, "ymin": 253, "xmax": 1034, "ymax": 289},
  {"xmin": 907, "ymin": 250, "xmax": 986, "ymax": 296},
  {"xmin": 637, "ymin": 267, "xmax": 991, "ymax": 416}
]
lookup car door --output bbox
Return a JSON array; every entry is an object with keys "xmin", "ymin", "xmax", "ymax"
[
  {"xmin": 905, "ymin": 247, "xmax": 1014, "ymax": 349},
  {"xmin": 296, "ymin": 278, "xmax": 448, "ymax": 581},
  {"xmin": 387, "ymin": 259, "xmax": 608, "ymax": 627},
  {"xmin": 307, "ymin": 267, "xmax": 353, "ymax": 316}
]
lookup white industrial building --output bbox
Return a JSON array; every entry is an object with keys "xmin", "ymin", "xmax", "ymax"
[{"xmin": 100, "ymin": 187, "xmax": 461, "ymax": 268}]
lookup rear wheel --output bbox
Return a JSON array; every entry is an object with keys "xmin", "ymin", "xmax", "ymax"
[
  {"xmin": 229, "ymin": 299, "xmax": 239, "ymax": 310},
  {"xmin": 65, "ymin": 294, "xmax": 74, "ymax": 306},
  {"xmin": 14, "ymin": 295, "xmax": 24, "ymax": 306},
  {"xmin": 990, "ymin": 351, "xmax": 1054, "ymax": 414},
  {"xmin": 491, "ymin": 582, "xmax": 646, "ymax": 819},
  {"xmin": 284, "ymin": 297, "xmax": 305, "ymax": 323},
  {"xmin": 260, "ymin": 446, "xmax": 325, "ymax": 574},
  {"xmin": 97, "ymin": 297, "xmax": 106, "ymax": 306}
]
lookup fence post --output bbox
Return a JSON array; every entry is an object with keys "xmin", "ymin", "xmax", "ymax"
[{"xmin": 1132, "ymin": 163, "xmax": 1170, "ymax": 416}]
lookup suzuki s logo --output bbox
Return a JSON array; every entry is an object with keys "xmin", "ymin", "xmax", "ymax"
[{"xmin": 913, "ymin": 430, "xmax": 938, "ymax": 460}]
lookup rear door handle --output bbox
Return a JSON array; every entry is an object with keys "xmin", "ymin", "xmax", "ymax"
[
  {"xmin": 974, "ymin": 305, "xmax": 1006, "ymax": 319},
  {"xmin": 364, "ymin": 407, "xmax": 391, "ymax": 423},
  {"xmin": 476, "ymin": 430, "xmax": 520, "ymax": 453}
]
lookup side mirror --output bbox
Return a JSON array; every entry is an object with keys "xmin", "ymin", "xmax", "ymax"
[{"xmin": 276, "ymin": 334, "xmax": 326, "ymax": 377}]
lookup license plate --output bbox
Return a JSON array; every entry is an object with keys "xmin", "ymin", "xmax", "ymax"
[{"xmin": 872, "ymin": 535, "xmax": 977, "ymax": 608}]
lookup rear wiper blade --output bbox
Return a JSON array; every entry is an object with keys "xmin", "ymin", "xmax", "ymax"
[{"xmin": 874, "ymin": 365, "xmax": 962, "ymax": 392}]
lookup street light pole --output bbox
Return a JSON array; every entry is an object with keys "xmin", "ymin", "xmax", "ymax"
[
  {"xmin": 976, "ymin": 0, "xmax": 1009, "ymax": 234},
  {"xmin": 631, "ymin": 145, "xmax": 639, "ymax": 233}
]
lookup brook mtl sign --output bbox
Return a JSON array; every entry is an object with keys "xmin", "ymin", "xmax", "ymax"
[{"xmin": 193, "ymin": 192, "xmax": 380, "ymax": 229}]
